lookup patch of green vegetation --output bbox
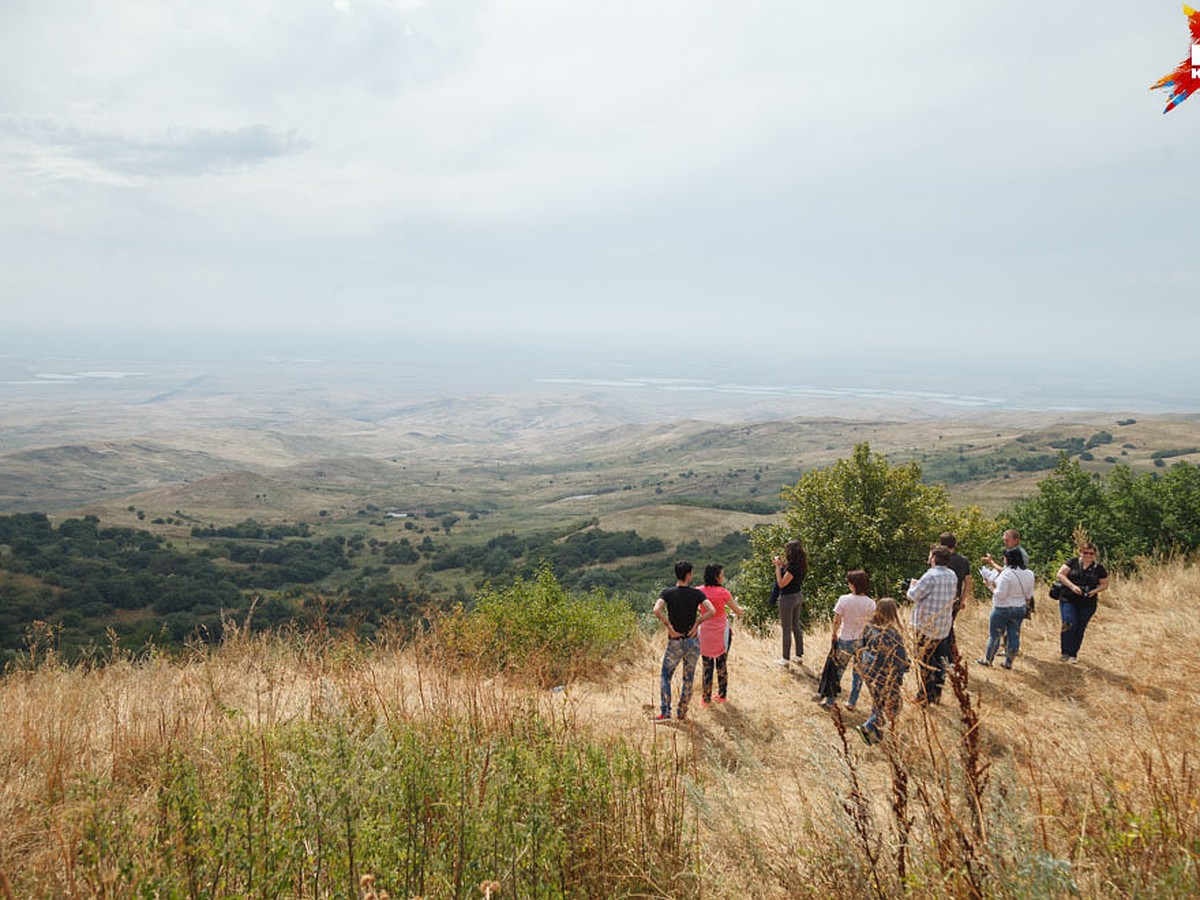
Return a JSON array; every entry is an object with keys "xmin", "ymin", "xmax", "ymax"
[
  {"xmin": 437, "ymin": 566, "xmax": 639, "ymax": 684},
  {"xmin": 1150, "ymin": 448, "xmax": 1197, "ymax": 460},
  {"xmin": 1005, "ymin": 456, "xmax": 1200, "ymax": 573},
  {"xmin": 87, "ymin": 707, "xmax": 695, "ymax": 897},
  {"xmin": 666, "ymin": 496, "xmax": 783, "ymax": 515}
]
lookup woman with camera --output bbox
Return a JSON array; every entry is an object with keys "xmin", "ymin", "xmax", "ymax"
[
  {"xmin": 1054, "ymin": 541, "xmax": 1109, "ymax": 664},
  {"xmin": 773, "ymin": 540, "xmax": 807, "ymax": 666},
  {"xmin": 976, "ymin": 547, "xmax": 1035, "ymax": 669}
]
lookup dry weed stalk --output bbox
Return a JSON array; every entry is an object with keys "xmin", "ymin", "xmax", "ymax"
[{"xmin": 829, "ymin": 709, "xmax": 887, "ymax": 898}]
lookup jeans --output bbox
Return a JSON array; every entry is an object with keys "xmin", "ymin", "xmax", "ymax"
[
  {"xmin": 830, "ymin": 638, "xmax": 864, "ymax": 705},
  {"xmin": 701, "ymin": 652, "xmax": 728, "ymax": 701},
  {"xmin": 1059, "ymin": 600, "xmax": 1097, "ymax": 658},
  {"xmin": 915, "ymin": 634, "xmax": 945, "ymax": 703},
  {"xmin": 863, "ymin": 674, "xmax": 903, "ymax": 737},
  {"xmin": 985, "ymin": 606, "xmax": 1026, "ymax": 664},
  {"xmin": 660, "ymin": 636, "xmax": 701, "ymax": 716},
  {"xmin": 779, "ymin": 590, "xmax": 804, "ymax": 660}
]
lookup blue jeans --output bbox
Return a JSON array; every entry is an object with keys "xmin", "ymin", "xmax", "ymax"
[
  {"xmin": 660, "ymin": 636, "xmax": 700, "ymax": 716},
  {"xmin": 863, "ymin": 674, "xmax": 903, "ymax": 738},
  {"xmin": 1059, "ymin": 600, "xmax": 1097, "ymax": 658},
  {"xmin": 833, "ymin": 638, "xmax": 864, "ymax": 705},
  {"xmin": 985, "ymin": 606, "xmax": 1025, "ymax": 664}
]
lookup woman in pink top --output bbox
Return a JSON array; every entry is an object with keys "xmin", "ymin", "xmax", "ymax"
[{"xmin": 698, "ymin": 563, "xmax": 745, "ymax": 704}]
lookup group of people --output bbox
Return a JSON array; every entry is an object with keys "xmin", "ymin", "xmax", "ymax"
[{"xmin": 653, "ymin": 529, "xmax": 1112, "ymax": 743}]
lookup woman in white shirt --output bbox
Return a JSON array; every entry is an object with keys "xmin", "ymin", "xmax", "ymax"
[
  {"xmin": 977, "ymin": 547, "xmax": 1035, "ymax": 669},
  {"xmin": 817, "ymin": 570, "xmax": 876, "ymax": 708}
]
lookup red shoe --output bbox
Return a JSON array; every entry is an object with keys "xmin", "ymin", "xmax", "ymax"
[{"xmin": 654, "ymin": 713, "xmax": 671, "ymax": 722}]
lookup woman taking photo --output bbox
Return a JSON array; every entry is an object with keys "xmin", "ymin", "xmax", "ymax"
[
  {"xmin": 977, "ymin": 547, "xmax": 1035, "ymax": 669},
  {"xmin": 773, "ymin": 539, "xmax": 807, "ymax": 666},
  {"xmin": 1056, "ymin": 542, "xmax": 1109, "ymax": 664}
]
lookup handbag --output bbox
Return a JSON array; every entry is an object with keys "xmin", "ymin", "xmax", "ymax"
[{"xmin": 817, "ymin": 651, "xmax": 842, "ymax": 699}]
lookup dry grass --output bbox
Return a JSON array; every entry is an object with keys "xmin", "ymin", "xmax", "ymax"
[{"xmin": 2, "ymin": 563, "xmax": 1199, "ymax": 897}]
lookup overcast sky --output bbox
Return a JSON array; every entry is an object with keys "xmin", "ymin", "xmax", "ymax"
[{"xmin": 1, "ymin": 1, "xmax": 1197, "ymax": 363}]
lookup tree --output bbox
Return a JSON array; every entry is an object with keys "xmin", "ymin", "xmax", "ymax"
[
  {"xmin": 738, "ymin": 443, "xmax": 995, "ymax": 630},
  {"xmin": 1004, "ymin": 455, "xmax": 1109, "ymax": 575}
]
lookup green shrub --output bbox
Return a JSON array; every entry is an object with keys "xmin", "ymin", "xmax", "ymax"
[
  {"xmin": 86, "ymin": 710, "xmax": 696, "ymax": 898},
  {"xmin": 438, "ymin": 565, "xmax": 638, "ymax": 685}
]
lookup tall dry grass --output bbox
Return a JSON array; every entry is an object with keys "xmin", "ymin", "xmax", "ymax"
[{"xmin": 1, "ymin": 561, "xmax": 1198, "ymax": 897}]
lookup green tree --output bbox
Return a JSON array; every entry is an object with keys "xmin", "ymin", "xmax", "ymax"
[
  {"xmin": 738, "ymin": 443, "xmax": 994, "ymax": 631},
  {"xmin": 1003, "ymin": 455, "xmax": 1108, "ymax": 576}
]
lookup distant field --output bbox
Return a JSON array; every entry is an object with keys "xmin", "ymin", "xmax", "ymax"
[{"xmin": 599, "ymin": 504, "xmax": 777, "ymax": 549}]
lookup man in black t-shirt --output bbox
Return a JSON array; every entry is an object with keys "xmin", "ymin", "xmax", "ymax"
[{"xmin": 653, "ymin": 560, "xmax": 715, "ymax": 721}]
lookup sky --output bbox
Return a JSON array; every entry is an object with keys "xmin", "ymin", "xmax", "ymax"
[{"xmin": 1, "ymin": 1, "xmax": 1198, "ymax": 366}]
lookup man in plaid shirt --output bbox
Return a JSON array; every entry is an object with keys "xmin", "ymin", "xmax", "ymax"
[{"xmin": 907, "ymin": 545, "xmax": 958, "ymax": 705}]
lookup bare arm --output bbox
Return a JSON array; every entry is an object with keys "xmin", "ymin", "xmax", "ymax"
[
  {"xmin": 653, "ymin": 598, "xmax": 681, "ymax": 638},
  {"xmin": 689, "ymin": 600, "xmax": 716, "ymax": 637},
  {"xmin": 831, "ymin": 611, "xmax": 843, "ymax": 643},
  {"xmin": 727, "ymin": 596, "xmax": 745, "ymax": 617}
]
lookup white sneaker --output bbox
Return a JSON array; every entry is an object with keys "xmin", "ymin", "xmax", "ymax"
[
  {"xmin": 775, "ymin": 658, "xmax": 790, "ymax": 666},
  {"xmin": 1067, "ymin": 656, "xmax": 1079, "ymax": 665}
]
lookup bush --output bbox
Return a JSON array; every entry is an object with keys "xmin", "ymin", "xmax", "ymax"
[
  {"xmin": 737, "ymin": 443, "xmax": 995, "ymax": 632},
  {"xmin": 1005, "ymin": 456, "xmax": 1200, "ymax": 572},
  {"xmin": 434, "ymin": 566, "xmax": 637, "ymax": 685}
]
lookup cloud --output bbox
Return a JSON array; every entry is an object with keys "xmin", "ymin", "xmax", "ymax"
[
  {"xmin": 0, "ymin": 1, "xmax": 1197, "ymax": 365},
  {"xmin": 0, "ymin": 116, "xmax": 311, "ymax": 179}
]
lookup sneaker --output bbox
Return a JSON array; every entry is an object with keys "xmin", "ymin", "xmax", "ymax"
[
  {"xmin": 700, "ymin": 699, "xmax": 710, "ymax": 707},
  {"xmin": 716, "ymin": 697, "xmax": 727, "ymax": 703},
  {"xmin": 844, "ymin": 703, "xmax": 857, "ymax": 712},
  {"xmin": 1059, "ymin": 654, "xmax": 1071, "ymax": 662},
  {"xmin": 818, "ymin": 698, "xmax": 835, "ymax": 709},
  {"xmin": 654, "ymin": 713, "xmax": 671, "ymax": 723},
  {"xmin": 976, "ymin": 658, "xmax": 992, "ymax": 667},
  {"xmin": 1067, "ymin": 656, "xmax": 1079, "ymax": 665},
  {"xmin": 854, "ymin": 724, "xmax": 871, "ymax": 745},
  {"xmin": 1002, "ymin": 660, "xmax": 1013, "ymax": 670},
  {"xmin": 775, "ymin": 659, "xmax": 791, "ymax": 666}
]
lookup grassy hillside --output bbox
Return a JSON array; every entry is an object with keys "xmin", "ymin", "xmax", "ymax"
[{"xmin": 2, "ymin": 561, "xmax": 1197, "ymax": 897}]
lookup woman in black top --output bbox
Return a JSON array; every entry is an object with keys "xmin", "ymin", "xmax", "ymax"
[
  {"xmin": 773, "ymin": 539, "xmax": 807, "ymax": 665},
  {"xmin": 1055, "ymin": 541, "xmax": 1109, "ymax": 664}
]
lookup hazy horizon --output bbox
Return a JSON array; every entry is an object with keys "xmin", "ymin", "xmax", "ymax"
[{"xmin": 2, "ymin": 329, "xmax": 1197, "ymax": 420}]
